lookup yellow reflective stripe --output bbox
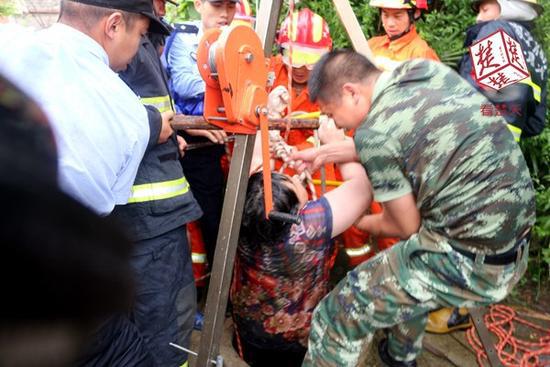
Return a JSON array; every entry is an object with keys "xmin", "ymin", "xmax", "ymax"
[
  {"xmin": 290, "ymin": 11, "xmax": 298, "ymax": 42},
  {"xmin": 180, "ymin": 361, "xmax": 189, "ymax": 367},
  {"xmin": 127, "ymin": 177, "xmax": 189, "ymax": 203},
  {"xmin": 345, "ymin": 244, "xmax": 372, "ymax": 257},
  {"xmin": 140, "ymin": 95, "xmax": 172, "ymax": 113},
  {"xmin": 242, "ymin": 0, "xmax": 251, "ymax": 15},
  {"xmin": 283, "ymin": 47, "xmax": 326, "ymax": 66},
  {"xmin": 312, "ymin": 13, "xmax": 323, "ymax": 43},
  {"xmin": 192, "ymin": 252, "xmax": 207, "ymax": 264},
  {"xmin": 518, "ymin": 77, "xmax": 541, "ymax": 103},
  {"xmin": 292, "ymin": 111, "xmax": 321, "ymax": 119},
  {"xmin": 507, "ymin": 124, "xmax": 522, "ymax": 142},
  {"xmin": 312, "ymin": 179, "xmax": 343, "ymax": 187}
]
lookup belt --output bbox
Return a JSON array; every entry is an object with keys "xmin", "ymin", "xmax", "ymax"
[{"xmin": 452, "ymin": 232, "xmax": 530, "ymax": 266}]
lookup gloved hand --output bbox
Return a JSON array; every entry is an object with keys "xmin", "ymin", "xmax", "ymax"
[{"xmin": 267, "ymin": 85, "xmax": 290, "ymax": 119}]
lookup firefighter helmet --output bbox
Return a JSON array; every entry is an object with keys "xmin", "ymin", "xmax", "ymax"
[
  {"xmin": 232, "ymin": 0, "xmax": 255, "ymax": 27},
  {"xmin": 369, "ymin": 0, "xmax": 428, "ymax": 10},
  {"xmin": 472, "ymin": 0, "xmax": 543, "ymax": 16},
  {"xmin": 276, "ymin": 8, "xmax": 332, "ymax": 68}
]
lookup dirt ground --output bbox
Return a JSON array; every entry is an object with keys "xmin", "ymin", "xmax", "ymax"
[
  {"xmin": 186, "ymin": 281, "xmax": 550, "ymax": 366},
  {"xmin": 187, "ymin": 317, "xmax": 479, "ymax": 367}
]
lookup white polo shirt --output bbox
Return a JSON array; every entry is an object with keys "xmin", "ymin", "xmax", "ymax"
[{"xmin": 0, "ymin": 23, "xmax": 149, "ymax": 215}]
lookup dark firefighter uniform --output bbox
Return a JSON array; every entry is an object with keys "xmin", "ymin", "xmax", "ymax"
[
  {"xmin": 113, "ymin": 34, "xmax": 202, "ymax": 367},
  {"xmin": 459, "ymin": 20, "xmax": 548, "ymax": 141},
  {"xmin": 163, "ymin": 22, "xmax": 226, "ymax": 270}
]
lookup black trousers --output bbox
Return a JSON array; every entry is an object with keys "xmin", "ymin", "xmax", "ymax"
[
  {"xmin": 232, "ymin": 332, "xmax": 306, "ymax": 367},
  {"xmin": 75, "ymin": 315, "xmax": 154, "ymax": 367},
  {"xmin": 75, "ymin": 227, "xmax": 196, "ymax": 367},
  {"xmin": 130, "ymin": 226, "xmax": 196, "ymax": 366}
]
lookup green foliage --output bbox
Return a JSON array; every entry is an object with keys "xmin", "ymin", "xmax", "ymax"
[
  {"xmin": 0, "ymin": 0, "xmax": 18, "ymax": 17},
  {"xmin": 166, "ymin": 0, "xmax": 200, "ymax": 24},
  {"xmin": 521, "ymin": 128, "xmax": 550, "ymax": 292},
  {"xmin": 521, "ymin": 0, "xmax": 550, "ymax": 292},
  {"xmin": 299, "ymin": 0, "xmax": 380, "ymax": 48},
  {"xmin": 417, "ymin": 0, "xmax": 475, "ymax": 67},
  {"xmin": 302, "ymin": 0, "xmax": 476, "ymax": 68}
]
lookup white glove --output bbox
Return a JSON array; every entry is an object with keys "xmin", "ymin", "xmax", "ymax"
[
  {"xmin": 374, "ymin": 56, "xmax": 403, "ymax": 72},
  {"xmin": 267, "ymin": 85, "xmax": 290, "ymax": 119}
]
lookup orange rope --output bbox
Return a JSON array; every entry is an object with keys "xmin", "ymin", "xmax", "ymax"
[
  {"xmin": 271, "ymin": 133, "xmax": 317, "ymax": 200},
  {"xmin": 284, "ymin": 0, "xmax": 295, "ymax": 142},
  {"xmin": 466, "ymin": 304, "xmax": 550, "ymax": 367}
]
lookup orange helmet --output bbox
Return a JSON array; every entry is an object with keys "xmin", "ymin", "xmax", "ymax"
[
  {"xmin": 232, "ymin": 0, "xmax": 255, "ymax": 28},
  {"xmin": 276, "ymin": 8, "xmax": 332, "ymax": 69}
]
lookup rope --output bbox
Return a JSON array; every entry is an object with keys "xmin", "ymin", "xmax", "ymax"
[
  {"xmin": 466, "ymin": 304, "xmax": 550, "ymax": 367},
  {"xmin": 283, "ymin": 0, "xmax": 295, "ymax": 142},
  {"xmin": 270, "ymin": 133, "xmax": 317, "ymax": 200}
]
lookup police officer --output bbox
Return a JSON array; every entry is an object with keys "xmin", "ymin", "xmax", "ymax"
[{"xmin": 114, "ymin": 0, "xmax": 202, "ymax": 366}]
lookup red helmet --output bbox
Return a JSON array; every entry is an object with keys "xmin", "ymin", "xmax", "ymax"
[
  {"xmin": 277, "ymin": 8, "xmax": 332, "ymax": 68},
  {"xmin": 232, "ymin": 0, "xmax": 255, "ymax": 27}
]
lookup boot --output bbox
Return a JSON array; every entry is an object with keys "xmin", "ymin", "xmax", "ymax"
[
  {"xmin": 377, "ymin": 338, "xmax": 417, "ymax": 367},
  {"xmin": 425, "ymin": 307, "xmax": 472, "ymax": 334}
]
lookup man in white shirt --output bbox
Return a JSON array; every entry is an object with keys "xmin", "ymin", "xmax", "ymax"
[
  {"xmin": 0, "ymin": 0, "xmax": 176, "ymax": 364},
  {"xmin": 0, "ymin": 0, "xmax": 174, "ymax": 216}
]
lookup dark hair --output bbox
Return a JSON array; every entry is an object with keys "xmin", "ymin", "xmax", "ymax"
[
  {"xmin": 308, "ymin": 49, "xmax": 379, "ymax": 104},
  {"xmin": 59, "ymin": 0, "xmax": 141, "ymax": 31},
  {"xmin": 239, "ymin": 172, "xmax": 300, "ymax": 249}
]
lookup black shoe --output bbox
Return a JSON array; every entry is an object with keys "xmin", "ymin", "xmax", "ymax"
[{"xmin": 377, "ymin": 338, "xmax": 417, "ymax": 367}]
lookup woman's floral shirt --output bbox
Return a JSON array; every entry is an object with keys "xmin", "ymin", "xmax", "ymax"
[{"xmin": 230, "ymin": 197, "xmax": 336, "ymax": 349}]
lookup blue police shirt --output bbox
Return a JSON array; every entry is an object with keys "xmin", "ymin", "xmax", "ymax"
[{"xmin": 162, "ymin": 20, "xmax": 205, "ymax": 114}]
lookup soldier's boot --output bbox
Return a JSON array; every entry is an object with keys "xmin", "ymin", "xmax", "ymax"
[
  {"xmin": 425, "ymin": 307, "xmax": 472, "ymax": 334},
  {"xmin": 377, "ymin": 338, "xmax": 417, "ymax": 367}
]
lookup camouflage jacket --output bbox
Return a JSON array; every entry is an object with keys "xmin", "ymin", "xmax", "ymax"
[{"xmin": 354, "ymin": 60, "xmax": 536, "ymax": 255}]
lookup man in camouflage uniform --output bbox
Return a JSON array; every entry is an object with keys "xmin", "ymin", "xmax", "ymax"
[{"xmin": 292, "ymin": 49, "xmax": 535, "ymax": 367}]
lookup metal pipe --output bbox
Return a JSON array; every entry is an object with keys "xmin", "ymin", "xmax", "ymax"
[
  {"xmin": 171, "ymin": 114, "xmax": 319, "ymax": 131},
  {"xmin": 196, "ymin": 134, "xmax": 256, "ymax": 366}
]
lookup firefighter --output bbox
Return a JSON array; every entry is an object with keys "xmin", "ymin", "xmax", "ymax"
[
  {"xmin": 342, "ymin": 0, "xmax": 441, "ymax": 268},
  {"xmin": 368, "ymin": 0, "xmax": 439, "ymax": 70},
  {"xmin": 271, "ymin": 8, "xmax": 333, "ymax": 150},
  {"xmin": 232, "ymin": 0, "xmax": 255, "ymax": 27},
  {"xmin": 270, "ymin": 8, "xmax": 337, "ymax": 201},
  {"xmin": 113, "ymin": 0, "xmax": 203, "ymax": 365},
  {"xmin": 458, "ymin": 0, "xmax": 547, "ymax": 140},
  {"xmin": 162, "ymin": 0, "xmax": 236, "ymax": 282}
]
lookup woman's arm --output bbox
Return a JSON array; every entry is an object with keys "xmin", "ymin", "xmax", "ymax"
[{"xmin": 324, "ymin": 159, "xmax": 372, "ymax": 238}]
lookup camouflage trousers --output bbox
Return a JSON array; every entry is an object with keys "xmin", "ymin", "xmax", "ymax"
[{"xmin": 302, "ymin": 232, "xmax": 529, "ymax": 367}]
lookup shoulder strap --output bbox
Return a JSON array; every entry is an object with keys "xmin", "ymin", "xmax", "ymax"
[{"xmin": 164, "ymin": 23, "xmax": 200, "ymax": 75}]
